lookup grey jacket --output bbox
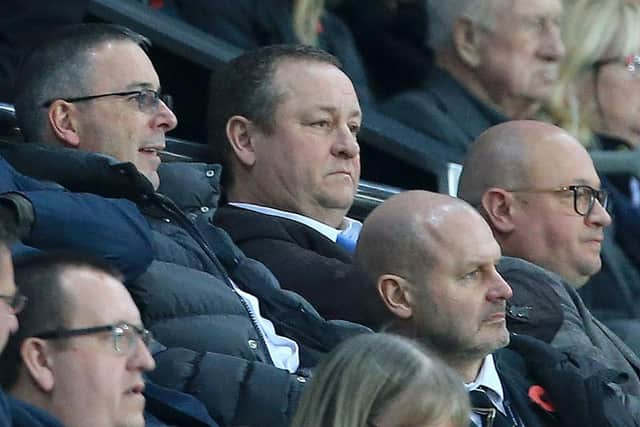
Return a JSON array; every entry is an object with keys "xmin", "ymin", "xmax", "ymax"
[{"xmin": 499, "ymin": 256, "xmax": 640, "ymax": 421}]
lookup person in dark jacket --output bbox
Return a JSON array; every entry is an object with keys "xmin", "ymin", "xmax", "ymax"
[
  {"xmin": 208, "ymin": 44, "xmax": 387, "ymax": 329},
  {"xmin": 10, "ymin": 23, "xmax": 368, "ymax": 427},
  {"xmin": 354, "ymin": 190, "xmax": 636, "ymax": 427},
  {"xmin": 0, "ymin": 155, "xmax": 152, "ymax": 282},
  {"xmin": 381, "ymin": 0, "xmax": 565, "ymax": 159}
]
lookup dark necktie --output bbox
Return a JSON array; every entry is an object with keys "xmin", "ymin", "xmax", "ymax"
[{"xmin": 470, "ymin": 388, "xmax": 515, "ymax": 427}]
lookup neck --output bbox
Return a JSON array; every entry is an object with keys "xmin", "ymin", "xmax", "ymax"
[
  {"xmin": 436, "ymin": 54, "xmax": 540, "ymax": 120},
  {"xmin": 446, "ymin": 355, "xmax": 485, "ymax": 383},
  {"xmin": 228, "ymin": 182, "xmax": 349, "ymax": 229}
]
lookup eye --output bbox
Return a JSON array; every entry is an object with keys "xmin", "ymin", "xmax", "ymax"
[
  {"xmin": 462, "ymin": 269, "xmax": 480, "ymax": 281},
  {"xmin": 348, "ymin": 123, "xmax": 361, "ymax": 136},
  {"xmin": 310, "ymin": 120, "xmax": 331, "ymax": 128}
]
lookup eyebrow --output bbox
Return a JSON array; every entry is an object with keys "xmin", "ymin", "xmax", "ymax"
[
  {"xmin": 124, "ymin": 82, "xmax": 159, "ymax": 91},
  {"xmin": 313, "ymin": 105, "xmax": 362, "ymax": 119},
  {"xmin": 572, "ymin": 178, "xmax": 601, "ymax": 187}
]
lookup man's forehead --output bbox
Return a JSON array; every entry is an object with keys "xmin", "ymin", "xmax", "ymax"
[
  {"xmin": 87, "ymin": 40, "xmax": 160, "ymax": 90},
  {"xmin": 509, "ymin": 0, "xmax": 563, "ymax": 17},
  {"xmin": 429, "ymin": 206, "xmax": 500, "ymax": 264},
  {"xmin": 525, "ymin": 134, "xmax": 600, "ymax": 187},
  {"xmin": 61, "ymin": 268, "xmax": 141, "ymax": 325}
]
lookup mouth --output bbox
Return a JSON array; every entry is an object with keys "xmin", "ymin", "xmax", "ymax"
[
  {"xmin": 126, "ymin": 383, "xmax": 145, "ymax": 396},
  {"xmin": 138, "ymin": 146, "xmax": 163, "ymax": 155}
]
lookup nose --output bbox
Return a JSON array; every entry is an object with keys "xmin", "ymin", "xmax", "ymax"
[
  {"xmin": 538, "ymin": 21, "xmax": 565, "ymax": 62},
  {"xmin": 151, "ymin": 99, "xmax": 178, "ymax": 133},
  {"xmin": 330, "ymin": 125, "xmax": 360, "ymax": 159},
  {"xmin": 586, "ymin": 198, "xmax": 612, "ymax": 228},
  {"xmin": 129, "ymin": 341, "xmax": 156, "ymax": 372},
  {"xmin": 6, "ymin": 312, "xmax": 18, "ymax": 335},
  {"xmin": 486, "ymin": 269, "xmax": 513, "ymax": 302}
]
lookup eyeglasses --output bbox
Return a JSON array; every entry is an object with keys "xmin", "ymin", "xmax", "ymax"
[
  {"xmin": 41, "ymin": 89, "xmax": 173, "ymax": 113},
  {"xmin": 508, "ymin": 184, "xmax": 609, "ymax": 217},
  {"xmin": 0, "ymin": 292, "xmax": 27, "ymax": 314},
  {"xmin": 34, "ymin": 322, "xmax": 152, "ymax": 354},
  {"xmin": 593, "ymin": 54, "xmax": 640, "ymax": 78}
]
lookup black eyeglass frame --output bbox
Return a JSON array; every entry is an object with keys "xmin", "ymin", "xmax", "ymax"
[
  {"xmin": 0, "ymin": 292, "xmax": 27, "ymax": 314},
  {"xmin": 508, "ymin": 184, "xmax": 609, "ymax": 217},
  {"xmin": 41, "ymin": 89, "xmax": 173, "ymax": 112},
  {"xmin": 34, "ymin": 322, "xmax": 152, "ymax": 353}
]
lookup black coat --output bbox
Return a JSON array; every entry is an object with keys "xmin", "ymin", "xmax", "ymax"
[
  {"xmin": 382, "ymin": 67, "xmax": 509, "ymax": 162},
  {"xmin": 214, "ymin": 205, "xmax": 387, "ymax": 329},
  {"xmin": 498, "ymin": 334, "xmax": 637, "ymax": 427}
]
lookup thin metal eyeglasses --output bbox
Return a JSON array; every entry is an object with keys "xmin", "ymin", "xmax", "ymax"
[
  {"xmin": 593, "ymin": 54, "xmax": 640, "ymax": 78},
  {"xmin": 34, "ymin": 322, "xmax": 152, "ymax": 354},
  {"xmin": 0, "ymin": 291, "xmax": 27, "ymax": 314},
  {"xmin": 508, "ymin": 184, "xmax": 609, "ymax": 217},
  {"xmin": 41, "ymin": 89, "xmax": 173, "ymax": 113}
]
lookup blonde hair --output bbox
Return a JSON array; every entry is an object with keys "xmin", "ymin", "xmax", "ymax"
[
  {"xmin": 546, "ymin": 0, "xmax": 640, "ymax": 147},
  {"xmin": 292, "ymin": 0, "xmax": 325, "ymax": 46},
  {"xmin": 291, "ymin": 333, "xmax": 470, "ymax": 427}
]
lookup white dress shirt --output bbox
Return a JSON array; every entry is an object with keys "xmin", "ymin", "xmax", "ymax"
[
  {"xmin": 229, "ymin": 202, "xmax": 360, "ymax": 242},
  {"xmin": 466, "ymin": 355, "xmax": 506, "ymax": 427}
]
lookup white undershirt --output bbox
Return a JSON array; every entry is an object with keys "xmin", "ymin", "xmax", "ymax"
[
  {"xmin": 465, "ymin": 355, "xmax": 505, "ymax": 427},
  {"xmin": 229, "ymin": 202, "xmax": 360, "ymax": 242},
  {"xmin": 231, "ymin": 281, "xmax": 300, "ymax": 373}
]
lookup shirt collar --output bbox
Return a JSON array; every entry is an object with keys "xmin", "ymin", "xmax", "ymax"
[
  {"xmin": 229, "ymin": 202, "xmax": 358, "ymax": 242},
  {"xmin": 465, "ymin": 354, "xmax": 504, "ymax": 403}
]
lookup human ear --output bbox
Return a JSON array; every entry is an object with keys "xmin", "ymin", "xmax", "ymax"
[
  {"xmin": 482, "ymin": 188, "xmax": 516, "ymax": 233},
  {"xmin": 20, "ymin": 338, "xmax": 55, "ymax": 392},
  {"xmin": 377, "ymin": 274, "xmax": 414, "ymax": 319},
  {"xmin": 452, "ymin": 17, "xmax": 484, "ymax": 67},
  {"xmin": 48, "ymin": 100, "xmax": 81, "ymax": 147},
  {"xmin": 226, "ymin": 115, "xmax": 257, "ymax": 167}
]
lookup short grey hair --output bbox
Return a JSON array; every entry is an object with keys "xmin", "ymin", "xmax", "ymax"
[
  {"xmin": 14, "ymin": 24, "xmax": 149, "ymax": 143},
  {"xmin": 426, "ymin": 0, "xmax": 504, "ymax": 51}
]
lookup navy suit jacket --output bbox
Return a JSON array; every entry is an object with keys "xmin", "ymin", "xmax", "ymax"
[
  {"xmin": 214, "ymin": 205, "xmax": 387, "ymax": 328},
  {"xmin": 382, "ymin": 67, "xmax": 509, "ymax": 161}
]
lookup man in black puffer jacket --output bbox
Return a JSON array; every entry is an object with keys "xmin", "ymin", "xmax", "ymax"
[{"xmin": 7, "ymin": 23, "xmax": 369, "ymax": 427}]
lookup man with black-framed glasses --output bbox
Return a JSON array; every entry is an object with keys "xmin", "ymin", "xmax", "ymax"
[{"xmin": 459, "ymin": 120, "xmax": 640, "ymax": 420}]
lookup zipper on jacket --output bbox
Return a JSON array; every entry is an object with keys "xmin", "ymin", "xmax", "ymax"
[{"xmin": 158, "ymin": 197, "xmax": 275, "ymax": 365}]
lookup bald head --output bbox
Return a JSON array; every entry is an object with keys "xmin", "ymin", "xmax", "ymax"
[
  {"xmin": 458, "ymin": 120, "xmax": 611, "ymax": 287},
  {"xmin": 458, "ymin": 120, "xmax": 588, "ymax": 205},
  {"xmin": 356, "ymin": 191, "xmax": 510, "ymax": 376},
  {"xmin": 356, "ymin": 190, "xmax": 483, "ymax": 284}
]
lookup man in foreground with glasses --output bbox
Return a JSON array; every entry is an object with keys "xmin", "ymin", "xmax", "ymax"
[
  {"xmin": 355, "ymin": 190, "xmax": 635, "ymax": 427},
  {"xmin": 458, "ymin": 120, "xmax": 640, "ymax": 417},
  {"xmin": 0, "ymin": 252, "xmax": 156, "ymax": 427}
]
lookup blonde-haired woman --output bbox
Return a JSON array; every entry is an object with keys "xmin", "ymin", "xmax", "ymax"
[
  {"xmin": 548, "ymin": 0, "xmax": 640, "ymax": 148},
  {"xmin": 291, "ymin": 333, "xmax": 469, "ymax": 427}
]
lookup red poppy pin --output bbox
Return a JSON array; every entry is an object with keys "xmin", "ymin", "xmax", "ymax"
[{"xmin": 528, "ymin": 385, "xmax": 555, "ymax": 413}]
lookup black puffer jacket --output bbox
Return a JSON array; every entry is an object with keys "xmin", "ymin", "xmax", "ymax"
[{"xmin": 0, "ymin": 142, "xmax": 369, "ymax": 427}]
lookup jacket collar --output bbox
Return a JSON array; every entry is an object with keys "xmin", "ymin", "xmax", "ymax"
[{"xmin": 425, "ymin": 68, "xmax": 510, "ymax": 142}]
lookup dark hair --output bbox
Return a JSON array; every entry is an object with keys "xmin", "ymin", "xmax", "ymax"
[
  {"xmin": 207, "ymin": 44, "xmax": 342, "ymax": 190},
  {"xmin": 14, "ymin": 23, "xmax": 150, "ymax": 143},
  {"xmin": 0, "ymin": 251, "xmax": 123, "ymax": 388}
]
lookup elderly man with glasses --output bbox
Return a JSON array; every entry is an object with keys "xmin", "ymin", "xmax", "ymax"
[{"xmin": 458, "ymin": 119, "xmax": 640, "ymax": 419}]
